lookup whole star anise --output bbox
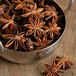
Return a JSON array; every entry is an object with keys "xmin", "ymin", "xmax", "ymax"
[
  {"xmin": 14, "ymin": 0, "xmax": 30, "ymax": 10},
  {"xmin": 43, "ymin": 22, "xmax": 61, "ymax": 38},
  {"xmin": 5, "ymin": 0, "xmax": 15, "ymax": 14},
  {"xmin": 24, "ymin": 16, "xmax": 45, "ymax": 37},
  {"xmin": 22, "ymin": 3, "xmax": 44, "ymax": 18},
  {"xmin": 56, "ymin": 56, "xmax": 73, "ymax": 70},
  {"xmin": 2, "ymin": 31, "xmax": 28, "ymax": 50},
  {"xmin": 42, "ymin": 5, "xmax": 58, "ymax": 23},
  {"xmin": 42, "ymin": 60, "xmax": 63, "ymax": 76},
  {"xmin": 0, "ymin": 13, "xmax": 18, "ymax": 30},
  {"xmin": 33, "ymin": 34, "xmax": 53, "ymax": 50}
]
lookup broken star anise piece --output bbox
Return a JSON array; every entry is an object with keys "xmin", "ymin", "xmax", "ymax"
[
  {"xmin": 56, "ymin": 56, "xmax": 73, "ymax": 70},
  {"xmin": 24, "ymin": 0, "xmax": 34, "ymax": 4},
  {"xmin": 26, "ymin": 38, "xmax": 33, "ymax": 51},
  {"xmin": 24, "ymin": 16, "xmax": 45, "ymax": 37},
  {"xmin": 33, "ymin": 34, "xmax": 53, "ymax": 50},
  {"xmin": 22, "ymin": 3, "xmax": 44, "ymax": 18},
  {"xmin": 42, "ymin": 5, "xmax": 58, "ymax": 23},
  {"xmin": 44, "ymin": 22, "xmax": 61, "ymax": 39},
  {"xmin": 0, "ymin": 13, "xmax": 18, "ymax": 30},
  {"xmin": 42, "ymin": 60, "xmax": 63, "ymax": 76},
  {"xmin": 38, "ymin": 0, "xmax": 44, "ymax": 7},
  {"xmin": 2, "ymin": 31, "xmax": 28, "ymax": 50},
  {"xmin": 0, "ymin": 8, "xmax": 4, "ymax": 15}
]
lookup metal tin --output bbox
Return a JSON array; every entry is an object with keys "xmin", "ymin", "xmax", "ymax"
[{"xmin": 0, "ymin": 0, "xmax": 74, "ymax": 64}]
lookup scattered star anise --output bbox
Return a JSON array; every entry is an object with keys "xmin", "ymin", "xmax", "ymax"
[
  {"xmin": 33, "ymin": 34, "xmax": 53, "ymax": 50},
  {"xmin": 0, "ymin": 13, "xmax": 18, "ymax": 30},
  {"xmin": 2, "ymin": 31, "xmax": 28, "ymax": 50},
  {"xmin": 42, "ymin": 5, "xmax": 58, "ymax": 23},
  {"xmin": 56, "ymin": 56, "xmax": 73, "ymax": 70},
  {"xmin": 22, "ymin": 3, "xmax": 44, "ymax": 18},
  {"xmin": 24, "ymin": 16, "xmax": 45, "ymax": 37},
  {"xmin": 42, "ymin": 60, "xmax": 63, "ymax": 76},
  {"xmin": 43, "ymin": 22, "xmax": 61, "ymax": 38}
]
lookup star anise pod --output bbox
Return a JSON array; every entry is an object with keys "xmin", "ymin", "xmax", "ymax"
[
  {"xmin": 33, "ymin": 34, "xmax": 53, "ymax": 50},
  {"xmin": 22, "ymin": 3, "xmax": 44, "ymax": 18},
  {"xmin": 42, "ymin": 5, "xmax": 58, "ymax": 23},
  {"xmin": 42, "ymin": 60, "xmax": 63, "ymax": 76},
  {"xmin": 56, "ymin": 56, "xmax": 73, "ymax": 70},
  {"xmin": 5, "ymin": 0, "xmax": 15, "ymax": 14},
  {"xmin": 24, "ymin": 16, "xmax": 45, "ymax": 37},
  {"xmin": 26, "ymin": 38, "xmax": 33, "ymax": 51},
  {"xmin": 2, "ymin": 31, "xmax": 28, "ymax": 50},
  {"xmin": 43, "ymin": 22, "xmax": 61, "ymax": 39},
  {"xmin": 0, "ymin": 13, "xmax": 18, "ymax": 30},
  {"xmin": 14, "ymin": 0, "xmax": 29, "ymax": 10}
]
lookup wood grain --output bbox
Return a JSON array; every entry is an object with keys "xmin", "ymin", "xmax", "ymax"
[{"xmin": 0, "ymin": 0, "xmax": 76, "ymax": 76}]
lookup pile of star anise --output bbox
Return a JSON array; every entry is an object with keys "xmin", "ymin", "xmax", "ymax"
[
  {"xmin": 0, "ymin": 0, "xmax": 61, "ymax": 51},
  {"xmin": 42, "ymin": 56, "xmax": 73, "ymax": 76}
]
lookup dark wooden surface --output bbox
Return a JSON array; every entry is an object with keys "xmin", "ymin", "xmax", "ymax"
[{"xmin": 0, "ymin": 0, "xmax": 76, "ymax": 76}]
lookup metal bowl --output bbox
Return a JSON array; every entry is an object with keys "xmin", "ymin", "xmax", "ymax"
[{"xmin": 0, "ymin": 0, "xmax": 74, "ymax": 64}]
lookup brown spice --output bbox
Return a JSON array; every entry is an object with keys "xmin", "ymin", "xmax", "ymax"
[
  {"xmin": 24, "ymin": 15, "xmax": 45, "ymax": 37},
  {"xmin": 42, "ymin": 60, "xmax": 63, "ymax": 76},
  {"xmin": 2, "ymin": 31, "xmax": 28, "ymax": 50},
  {"xmin": 56, "ymin": 56, "xmax": 73, "ymax": 70}
]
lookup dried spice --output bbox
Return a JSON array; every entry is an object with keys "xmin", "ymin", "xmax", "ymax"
[
  {"xmin": 2, "ymin": 31, "xmax": 28, "ymax": 50},
  {"xmin": 14, "ymin": 0, "xmax": 31, "ymax": 10},
  {"xmin": 24, "ymin": 16, "xmax": 45, "ymax": 37},
  {"xmin": 43, "ymin": 22, "xmax": 61, "ymax": 38},
  {"xmin": 42, "ymin": 56, "xmax": 73, "ymax": 76},
  {"xmin": 26, "ymin": 38, "xmax": 33, "ymax": 51},
  {"xmin": 42, "ymin": 5, "xmax": 58, "ymax": 23},
  {"xmin": 0, "ymin": 0, "xmax": 62, "ymax": 51},
  {"xmin": 5, "ymin": 0, "xmax": 15, "ymax": 14},
  {"xmin": 0, "ymin": 13, "xmax": 18, "ymax": 30},
  {"xmin": 22, "ymin": 3, "xmax": 44, "ymax": 18},
  {"xmin": 42, "ymin": 60, "xmax": 63, "ymax": 76},
  {"xmin": 56, "ymin": 56, "xmax": 73, "ymax": 70},
  {"xmin": 0, "ymin": 8, "xmax": 4, "ymax": 15},
  {"xmin": 33, "ymin": 34, "xmax": 53, "ymax": 50}
]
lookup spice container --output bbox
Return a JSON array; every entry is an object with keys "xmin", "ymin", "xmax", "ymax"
[{"xmin": 0, "ymin": 0, "xmax": 74, "ymax": 64}]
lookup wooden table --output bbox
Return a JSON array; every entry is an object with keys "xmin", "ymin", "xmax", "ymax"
[{"xmin": 0, "ymin": 0, "xmax": 76, "ymax": 76}]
